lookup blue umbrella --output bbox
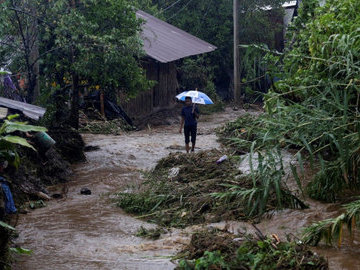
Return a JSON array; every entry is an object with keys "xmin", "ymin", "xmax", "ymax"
[{"xmin": 176, "ymin": 90, "xmax": 214, "ymax": 105}]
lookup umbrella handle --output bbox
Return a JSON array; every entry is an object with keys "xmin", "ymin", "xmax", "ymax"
[{"xmin": 192, "ymin": 103, "xmax": 195, "ymax": 114}]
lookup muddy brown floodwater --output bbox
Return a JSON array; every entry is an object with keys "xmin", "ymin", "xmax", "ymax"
[{"xmin": 12, "ymin": 107, "xmax": 360, "ymax": 270}]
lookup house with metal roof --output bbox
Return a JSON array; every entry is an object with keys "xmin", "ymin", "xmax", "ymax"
[{"xmin": 120, "ymin": 10, "xmax": 217, "ymax": 117}]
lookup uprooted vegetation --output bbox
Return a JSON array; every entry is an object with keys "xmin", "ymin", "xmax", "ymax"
[
  {"xmin": 79, "ymin": 110, "xmax": 134, "ymax": 135},
  {"xmin": 176, "ymin": 229, "xmax": 328, "ymax": 270},
  {"xmin": 302, "ymin": 198, "xmax": 360, "ymax": 247},
  {"xmin": 0, "ymin": 222, "xmax": 12, "ymax": 270},
  {"xmin": 115, "ymin": 150, "xmax": 306, "ymax": 228},
  {"xmin": 79, "ymin": 117, "xmax": 133, "ymax": 135}
]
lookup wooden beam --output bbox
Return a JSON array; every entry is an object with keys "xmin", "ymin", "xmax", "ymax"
[{"xmin": 233, "ymin": 0, "xmax": 241, "ymax": 103}]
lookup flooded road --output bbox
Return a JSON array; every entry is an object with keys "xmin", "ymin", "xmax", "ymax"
[
  {"xmin": 13, "ymin": 107, "xmax": 360, "ymax": 269},
  {"xmin": 13, "ymin": 108, "xmax": 244, "ymax": 270}
]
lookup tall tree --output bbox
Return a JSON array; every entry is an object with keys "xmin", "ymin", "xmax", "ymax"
[
  {"xmin": 147, "ymin": 0, "xmax": 284, "ymax": 99},
  {"xmin": 0, "ymin": 0, "xmax": 47, "ymax": 102},
  {"xmin": 0, "ymin": 0, "xmax": 150, "ymax": 127}
]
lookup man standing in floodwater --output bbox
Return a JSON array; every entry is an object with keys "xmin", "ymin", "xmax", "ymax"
[{"xmin": 179, "ymin": 96, "xmax": 199, "ymax": 153}]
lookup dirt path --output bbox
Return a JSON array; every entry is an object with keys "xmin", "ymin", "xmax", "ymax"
[{"xmin": 13, "ymin": 108, "xmax": 247, "ymax": 270}]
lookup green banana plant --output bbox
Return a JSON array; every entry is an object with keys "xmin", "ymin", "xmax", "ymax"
[{"xmin": 0, "ymin": 114, "xmax": 47, "ymax": 168}]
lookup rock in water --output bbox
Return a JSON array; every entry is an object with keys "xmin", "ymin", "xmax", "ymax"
[
  {"xmin": 80, "ymin": 187, "xmax": 91, "ymax": 195},
  {"xmin": 51, "ymin": 193, "xmax": 63, "ymax": 199}
]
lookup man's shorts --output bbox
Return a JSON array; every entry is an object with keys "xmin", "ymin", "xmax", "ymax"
[{"xmin": 184, "ymin": 125, "xmax": 197, "ymax": 144}]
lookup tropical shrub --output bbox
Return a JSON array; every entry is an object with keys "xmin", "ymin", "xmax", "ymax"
[{"xmin": 0, "ymin": 115, "xmax": 47, "ymax": 168}]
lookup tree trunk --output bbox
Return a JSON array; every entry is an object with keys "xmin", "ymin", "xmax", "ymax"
[
  {"xmin": 69, "ymin": 74, "xmax": 79, "ymax": 129},
  {"xmin": 233, "ymin": 0, "xmax": 242, "ymax": 104},
  {"xmin": 69, "ymin": 0, "xmax": 79, "ymax": 129},
  {"xmin": 30, "ymin": 2, "xmax": 40, "ymax": 102}
]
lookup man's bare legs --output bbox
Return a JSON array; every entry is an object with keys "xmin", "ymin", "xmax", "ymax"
[
  {"xmin": 186, "ymin": 143, "xmax": 190, "ymax": 153},
  {"xmin": 191, "ymin": 143, "xmax": 195, "ymax": 152}
]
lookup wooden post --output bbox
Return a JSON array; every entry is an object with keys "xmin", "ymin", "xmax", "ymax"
[
  {"xmin": 30, "ymin": 2, "xmax": 40, "ymax": 102},
  {"xmin": 69, "ymin": 0, "xmax": 79, "ymax": 129},
  {"xmin": 100, "ymin": 89, "xmax": 105, "ymax": 117},
  {"xmin": 233, "ymin": 0, "xmax": 241, "ymax": 104}
]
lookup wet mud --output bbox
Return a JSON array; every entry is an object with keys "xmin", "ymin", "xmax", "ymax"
[{"xmin": 12, "ymin": 107, "xmax": 360, "ymax": 270}]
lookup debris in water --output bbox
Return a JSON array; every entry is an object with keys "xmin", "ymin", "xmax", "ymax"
[
  {"xmin": 168, "ymin": 167, "xmax": 180, "ymax": 179},
  {"xmin": 80, "ymin": 187, "xmax": 91, "ymax": 195},
  {"xmin": 216, "ymin": 155, "xmax": 228, "ymax": 164},
  {"xmin": 84, "ymin": 145, "xmax": 100, "ymax": 152},
  {"xmin": 115, "ymin": 150, "xmax": 306, "ymax": 227},
  {"xmin": 51, "ymin": 193, "xmax": 63, "ymax": 199},
  {"xmin": 176, "ymin": 228, "xmax": 328, "ymax": 269},
  {"xmin": 135, "ymin": 226, "xmax": 166, "ymax": 240}
]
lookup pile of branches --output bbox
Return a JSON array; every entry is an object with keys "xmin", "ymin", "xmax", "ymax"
[
  {"xmin": 176, "ymin": 229, "xmax": 328, "ymax": 270},
  {"xmin": 79, "ymin": 110, "xmax": 133, "ymax": 135},
  {"xmin": 115, "ymin": 150, "xmax": 306, "ymax": 227}
]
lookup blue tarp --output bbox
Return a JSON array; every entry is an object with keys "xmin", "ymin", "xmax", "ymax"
[{"xmin": 0, "ymin": 178, "xmax": 17, "ymax": 214}]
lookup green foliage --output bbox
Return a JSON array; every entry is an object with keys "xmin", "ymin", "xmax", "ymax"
[
  {"xmin": 0, "ymin": 0, "xmax": 151, "ymax": 104},
  {"xmin": 178, "ymin": 251, "xmax": 228, "ymax": 270},
  {"xmin": 217, "ymin": 114, "xmax": 261, "ymax": 153},
  {"xmin": 0, "ymin": 115, "xmax": 47, "ymax": 168},
  {"xmin": 9, "ymin": 247, "xmax": 32, "ymax": 255},
  {"xmin": 212, "ymin": 148, "xmax": 307, "ymax": 217},
  {"xmin": 115, "ymin": 150, "xmax": 305, "ymax": 227},
  {"xmin": 3, "ymin": 120, "xmax": 47, "ymax": 134},
  {"xmin": 267, "ymin": 0, "xmax": 360, "ymax": 199},
  {"xmin": 218, "ymin": 0, "xmax": 360, "ymax": 202},
  {"xmin": 178, "ymin": 231, "xmax": 328, "ymax": 270},
  {"xmin": 79, "ymin": 118, "xmax": 134, "ymax": 135},
  {"xmin": 306, "ymin": 162, "xmax": 345, "ymax": 202},
  {"xmin": 44, "ymin": 0, "xmax": 150, "ymax": 95},
  {"xmin": 179, "ymin": 57, "xmax": 224, "ymax": 114},
  {"xmin": 148, "ymin": 0, "xmax": 284, "ymax": 98},
  {"xmin": 303, "ymin": 199, "xmax": 360, "ymax": 247},
  {"xmin": 28, "ymin": 200, "xmax": 46, "ymax": 210},
  {"xmin": 135, "ymin": 226, "xmax": 166, "ymax": 240},
  {"xmin": 233, "ymin": 238, "xmax": 326, "ymax": 269},
  {"xmin": 0, "ymin": 221, "xmax": 15, "ymax": 231}
]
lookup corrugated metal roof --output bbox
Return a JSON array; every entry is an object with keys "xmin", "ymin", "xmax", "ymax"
[
  {"xmin": 283, "ymin": 1, "xmax": 297, "ymax": 8},
  {"xmin": 136, "ymin": 10, "xmax": 217, "ymax": 63},
  {"xmin": 284, "ymin": 7, "xmax": 295, "ymax": 28},
  {"xmin": 0, "ymin": 97, "xmax": 46, "ymax": 120}
]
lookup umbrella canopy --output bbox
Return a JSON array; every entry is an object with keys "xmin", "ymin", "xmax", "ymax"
[{"xmin": 176, "ymin": 90, "xmax": 214, "ymax": 105}]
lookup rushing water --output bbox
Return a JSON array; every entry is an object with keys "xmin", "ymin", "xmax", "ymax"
[{"xmin": 12, "ymin": 108, "xmax": 360, "ymax": 269}]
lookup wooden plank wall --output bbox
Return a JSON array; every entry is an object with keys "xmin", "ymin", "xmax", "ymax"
[{"xmin": 120, "ymin": 60, "xmax": 178, "ymax": 118}]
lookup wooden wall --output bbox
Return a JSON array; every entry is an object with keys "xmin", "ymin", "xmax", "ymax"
[{"xmin": 120, "ymin": 59, "xmax": 178, "ymax": 118}]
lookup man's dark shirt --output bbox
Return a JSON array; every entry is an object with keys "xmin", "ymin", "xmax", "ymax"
[{"xmin": 181, "ymin": 105, "xmax": 199, "ymax": 126}]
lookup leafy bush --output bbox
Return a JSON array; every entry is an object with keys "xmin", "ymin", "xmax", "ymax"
[
  {"xmin": 0, "ymin": 115, "xmax": 47, "ymax": 168},
  {"xmin": 218, "ymin": 0, "xmax": 360, "ymax": 202}
]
